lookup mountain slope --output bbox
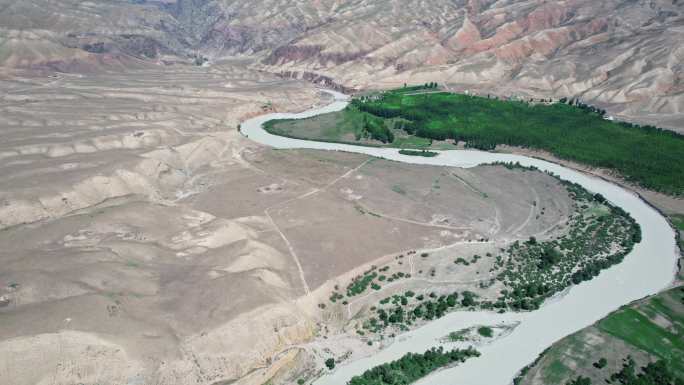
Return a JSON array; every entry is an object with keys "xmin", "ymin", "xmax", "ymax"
[
  {"xmin": 1, "ymin": 0, "xmax": 683, "ymax": 129},
  {"xmin": 250, "ymin": 0, "xmax": 684, "ymax": 130}
]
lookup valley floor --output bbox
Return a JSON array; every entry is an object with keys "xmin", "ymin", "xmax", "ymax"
[{"xmin": 0, "ymin": 63, "xmax": 581, "ymax": 385}]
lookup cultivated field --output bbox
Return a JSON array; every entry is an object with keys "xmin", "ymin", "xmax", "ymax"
[{"xmin": 517, "ymin": 287, "xmax": 684, "ymax": 385}]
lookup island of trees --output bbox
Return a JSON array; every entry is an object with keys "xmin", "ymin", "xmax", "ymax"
[
  {"xmin": 347, "ymin": 346, "xmax": 480, "ymax": 385},
  {"xmin": 398, "ymin": 149, "xmax": 439, "ymax": 157}
]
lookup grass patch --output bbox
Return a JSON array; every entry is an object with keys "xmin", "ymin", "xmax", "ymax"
[
  {"xmin": 599, "ymin": 309, "xmax": 683, "ymax": 365},
  {"xmin": 264, "ymin": 107, "xmax": 395, "ymax": 144},
  {"xmin": 670, "ymin": 214, "xmax": 684, "ymax": 231},
  {"xmin": 264, "ymin": 109, "xmax": 361, "ymax": 142},
  {"xmin": 598, "ymin": 289, "xmax": 684, "ymax": 376},
  {"xmin": 445, "ymin": 328, "xmax": 469, "ymax": 342},
  {"xmin": 392, "ymin": 135, "xmax": 433, "ymax": 149}
]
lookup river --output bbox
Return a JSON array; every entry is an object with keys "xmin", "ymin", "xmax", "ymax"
[{"xmin": 240, "ymin": 90, "xmax": 678, "ymax": 385}]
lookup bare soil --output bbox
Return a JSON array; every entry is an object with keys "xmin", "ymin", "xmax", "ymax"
[{"xmin": 0, "ymin": 64, "xmax": 590, "ymax": 385}]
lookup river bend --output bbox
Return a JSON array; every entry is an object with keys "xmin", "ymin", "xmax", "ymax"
[{"xmin": 241, "ymin": 90, "xmax": 678, "ymax": 385}]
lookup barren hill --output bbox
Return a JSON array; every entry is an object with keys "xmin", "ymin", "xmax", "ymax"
[{"xmin": 1, "ymin": 0, "xmax": 683, "ymax": 129}]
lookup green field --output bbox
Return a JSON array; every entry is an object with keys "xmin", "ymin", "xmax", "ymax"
[
  {"xmin": 264, "ymin": 109, "xmax": 381, "ymax": 146},
  {"xmin": 264, "ymin": 108, "xmax": 440, "ymax": 149},
  {"xmin": 266, "ymin": 86, "xmax": 684, "ymax": 195},
  {"xmin": 598, "ymin": 291, "xmax": 684, "ymax": 375},
  {"xmin": 517, "ymin": 286, "xmax": 684, "ymax": 385}
]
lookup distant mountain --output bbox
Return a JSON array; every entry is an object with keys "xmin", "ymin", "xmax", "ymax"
[{"xmin": 1, "ymin": 0, "xmax": 682, "ymax": 129}]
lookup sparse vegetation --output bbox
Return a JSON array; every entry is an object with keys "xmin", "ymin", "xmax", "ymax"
[
  {"xmin": 564, "ymin": 357, "xmax": 683, "ymax": 385},
  {"xmin": 445, "ymin": 328, "xmax": 469, "ymax": 342},
  {"xmin": 490, "ymin": 174, "xmax": 640, "ymax": 311},
  {"xmin": 671, "ymin": 214, "xmax": 684, "ymax": 231},
  {"xmin": 454, "ymin": 257, "xmax": 470, "ymax": 266},
  {"xmin": 351, "ymin": 87, "xmax": 684, "ymax": 195},
  {"xmin": 593, "ymin": 358, "xmax": 607, "ymax": 369},
  {"xmin": 360, "ymin": 290, "xmax": 471, "ymax": 335},
  {"xmin": 347, "ymin": 267, "xmax": 379, "ymax": 297},
  {"xmin": 391, "ymin": 185, "xmax": 406, "ymax": 195},
  {"xmin": 330, "ymin": 164, "xmax": 640, "ymax": 344},
  {"xmin": 566, "ymin": 376, "xmax": 592, "ymax": 385},
  {"xmin": 607, "ymin": 358, "xmax": 682, "ymax": 385}
]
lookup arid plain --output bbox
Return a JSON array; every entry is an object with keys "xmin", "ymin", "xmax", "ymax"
[{"xmin": 0, "ymin": 62, "xmax": 579, "ymax": 385}]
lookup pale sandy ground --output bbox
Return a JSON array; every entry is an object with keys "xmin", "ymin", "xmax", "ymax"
[{"xmin": 1, "ymin": 63, "xmax": 577, "ymax": 385}]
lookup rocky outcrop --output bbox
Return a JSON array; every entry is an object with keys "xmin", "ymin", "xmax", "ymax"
[
  {"xmin": 275, "ymin": 71, "xmax": 357, "ymax": 94},
  {"xmin": 264, "ymin": 45, "xmax": 324, "ymax": 65},
  {"xmin": 265, "ymin": 45, "xmax": 370, "ymax": 67}
]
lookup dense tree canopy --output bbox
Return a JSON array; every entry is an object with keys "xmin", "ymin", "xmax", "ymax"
[
  {"xmin": 350, "ymin": 89, "xmax": 684, "ymax": 195},
  {"xmin": 348, "ymin": 347, "xmax": 480, "ymax": 385}
]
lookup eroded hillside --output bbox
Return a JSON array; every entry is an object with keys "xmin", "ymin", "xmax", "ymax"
[
  {"xmin": 0, "ymin": 64, "xmax": 592, "ymax": 385},
  {"xmin": 0, "ymin": 1, "xmax": 682, "ymax": 384},
  {"xmin": 1, "ymin": 0, "xmax": 683, "ymax": 130}
]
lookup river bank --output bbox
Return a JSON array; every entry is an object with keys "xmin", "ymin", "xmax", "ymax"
[{"xmin": 240, "ymin": 90, "xmax": 679, "ymax": 385}]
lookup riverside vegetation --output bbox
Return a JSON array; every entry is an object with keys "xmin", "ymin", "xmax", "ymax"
[
  {"xmin": 263, "ymin": 86, "xmax": 672, "ymax": 384},
  {"xmin": 347, "ymin": 346, "xmax": 480, "ymax": 385},
  {"xmin": 490, "ymin": 163, "xmax": 641, "ymax": 311},
  {"xmin": 265, "ymin": 85, "xmax": 684, "ymax": 195},
  {"xmin": 321, "ymin": 162, "xmax": 641, "ymax": 340},
  {"xmin": 516, "ymin": 286, "xmax": 684, "ymax": 385}
]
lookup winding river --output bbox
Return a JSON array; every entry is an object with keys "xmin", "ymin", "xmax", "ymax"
[{"xmin": 241, "ymin": 90, "xmax": 678, "ymax": 385}]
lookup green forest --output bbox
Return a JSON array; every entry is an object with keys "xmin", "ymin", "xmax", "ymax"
[{"xmin": 349, "ymin": 88, "xmax": 684, "ymax": 195}]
